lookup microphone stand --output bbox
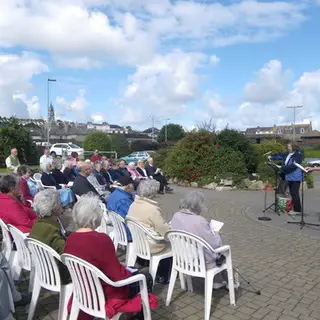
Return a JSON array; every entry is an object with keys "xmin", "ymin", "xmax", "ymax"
[{"xmin": 287, "ymin": 165, "xmax": 320, "ymax": 230}]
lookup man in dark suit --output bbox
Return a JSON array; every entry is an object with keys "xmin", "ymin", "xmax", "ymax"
[
  {"xmin": 72, "ymin": 162, "xmax": 100, "ymax": 197},
  {"xmin": 145, "ymin": 157, "xmax": 173, "ymax": 194}
]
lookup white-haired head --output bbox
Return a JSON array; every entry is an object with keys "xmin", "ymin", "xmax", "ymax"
[
  {"xmin": 137, "ymin": 179, "xmax": 158, "ymax": 199},
  {"xmin": 128, "ymin": 162, "xmax": 135, "ymax": 169},
  {"xmin": 147, "ymin": 157, "xmax": 153, "ymax": 165},
  {"xmin": 40, "ymin": 159, "xmax": 53, "ymax": 173},
  {"xmin": 33, "ymin": 189, "xmax": 62, "ymax": 218},
  {"xmin": 179, "ymin": 191, "xmax": 205, "ymax": 215},
  {"xmin": 72, "ymin": 194, "xmax": 103, "ymax": 230}
]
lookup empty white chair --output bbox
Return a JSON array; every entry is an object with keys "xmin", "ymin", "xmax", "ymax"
[
  {"xmin": 126, "ymin": 219, "xmax": 172, "ymax": 284},
  {"xmin": 25, "ymin": 238, "xmax": 73, "ymax": 320},
  {"xmin": 165, "ymin": 230, "xmax": 235, "ymax": 320},
  {"xmin": 7, "ymin": 225, "xmax": 34, "ymax": 291},
  {"xmin": 108, "ymin": 211, "xmax": 135, "ymax": 266},
  {"xmin": 61, "ymin": 253, "xmax": 152, "ymax": 320}
]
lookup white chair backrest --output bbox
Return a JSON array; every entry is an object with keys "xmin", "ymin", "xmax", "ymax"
[
  {"xmin": 8, "ymin": 225, "xmax": 32, "ymax": 271},
  {"xmin": 0, "ymin": 218, "xmax": 13, "ymax": 261},
  {"xmin": 61, "ymin": 253, "xmax": 111, "ymax": 318},
  {"xmin": 25, "ymin": 238, "xmax": 62, "ymax": 292},
  {"xmin": 75, "ymin": 194, "xmax": 81, "ymax": 201},
  {"xmin": 33, "ymin": 173, "xmax": 44, "ymax": 191},
  {"xmin": 165, "ymin": 230, "xmax": 212, "ymax": 277},
  {"xmin": 126, "ymin": 220, "xmax": 152, "ymax": 260},
  {"xmin": 109, "ymin": 211, "xmax": 128, "ymax": 246},
  {"xmin": 33, "ymin": 173, "xmax": 42, "ymax": 182}
]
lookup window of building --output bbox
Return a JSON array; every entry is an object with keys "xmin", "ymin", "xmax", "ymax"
[
  {"xmin": 277, "ymin": 129, "xmax": 282, "ymax": 134},
  {"xmin": 300, "ymin": 128, "xmax": 305, "ymax": 134}
]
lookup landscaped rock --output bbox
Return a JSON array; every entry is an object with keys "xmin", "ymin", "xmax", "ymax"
[
  {"xmin": 243, "ymin": 178, "xmax": 252, "ymax": 188},
  {"xmin": 248, "ymin": 180, "xmax": 265, "ymax": 190},
  {"xmin": 203, "ymin": 182, "xmax": 218, "ymax": 190},
  {"xmin": 190, "ymin": 182, "xmax": 198, "ymax": 188},
  {"xmin": 216, "ymin": 186, "xmax": 233, "ymax": 191},
  {"xmin": 220, "ymin": 179, "xmax": 233, "ymax": 186}
]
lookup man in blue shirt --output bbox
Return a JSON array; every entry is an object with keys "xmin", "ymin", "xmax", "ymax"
[{"xmin": 107, "ymin": 175, "xmax": 135, "ymax": 240}]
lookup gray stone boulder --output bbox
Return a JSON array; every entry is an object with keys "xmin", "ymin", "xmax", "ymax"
[
  {"xmin": 216, "ymin": 186, "xmax": 233, "ymax": 191},
  {"xmin": 243, "ymin": 178, "xmax": 252, "ymax": 188},
  {"xmin": 248, "ymin": 180, "xmax": 265, "ymax": 190},
  {"xmin": 190, "ymin": 182, "xmax": 198, "ymax": 188},
  {"xmin": 220, "ymin": 179, "xmax": 233, "ymax": 186},
  {"xmin": 203, "ymin": 182, "xmax": 217, "ymax": 190}
]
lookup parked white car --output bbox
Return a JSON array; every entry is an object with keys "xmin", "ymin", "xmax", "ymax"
[
  {"xmin": 307, "ymin": 159, "xmax": 320, "ymax": 167},
  {"xmin": 49, "ymin": 143, "xmax": 84, "ymax": 157}
]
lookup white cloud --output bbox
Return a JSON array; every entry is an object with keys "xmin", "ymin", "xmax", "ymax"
[
  {"xmin": 120, "ymin": 107, "xmax": 144, "ymax": 125},
  {"xmin": 0, "ymin": 1, "xmax": 311, "ymax": 69},
  {"xmin": 209, "ymin": 55, "xmax": 220, "ymax": 66},
  {"xmin": 204, "ymin": 93, "xmax": 227, "ymax": 118},
  {"xmin": 122, "ymin": 49, "xmax": 206, "ymax": 118},
  {"xmin": 56, "ymin": 89, "xmax": 89, "ymax": 121},
  {"xmin": 244, "ymin": 60, "xmax": 290, "ymax": 104},
  {"xmin": 0, "ymin": 52, "xmax": 48, "ymax": 118},
  {"xmin": 91, "ymin": 114, "xmax": 104, "ymax": 122}
]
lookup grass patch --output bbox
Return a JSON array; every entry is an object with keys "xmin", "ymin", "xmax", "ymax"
[
  {"xmin": 0, "ymin": 165, "xmax": 39, "ymax": 174},
  {"xmin": 304, "ymin": 150, "xmax": 320, "ymax": 158}
]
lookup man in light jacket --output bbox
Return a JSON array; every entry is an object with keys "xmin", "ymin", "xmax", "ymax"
[{"xmin": 5, "ymin": 148, "xmax": 20, "ymax": 173}]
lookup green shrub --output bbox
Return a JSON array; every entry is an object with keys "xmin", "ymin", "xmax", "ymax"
[
  {"xmin": 84, "ymin": 131, "xmax": 111, "ymax": 152},
  {"xmin": 303, "ymin": 149, "xmax": 320, "ymax": 158},
  {"xmin": 110, "ymin": 134, "xmax": 130, "ymax": 158},
  {"xmin": 217, "ymin": 129, "xmax": 257, "ymax": 173},
  {"xmin": 253, "ymin": 141, "xmax": 285, "ymax": 164},
  {"xmin": 153, "ymin": 148, "xmax": 171, "ymax": 171},
  {"xmin": 164, "ymin": 131, "xmax": 247, "ymax": 183}
]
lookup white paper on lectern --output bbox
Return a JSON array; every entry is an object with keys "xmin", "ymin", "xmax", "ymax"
[
  {"xmin": 155, "ymin": 168, "xmax": 161, "ymax": 174},
  {"xmin": 293, "ymin": 162, "xmax": 308, "ymax": 173},
  {"xmin": 210, "ymin": 219, "xmax": 224, "ymax": 233}
]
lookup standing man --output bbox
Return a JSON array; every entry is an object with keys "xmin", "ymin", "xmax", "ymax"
[
  {"xmin": 39, "ymin": 149, "xmax": 52, "ymax": 167},
  {"xmin": 5, "ymin": 148, "xmax": 20, "ymax": 173},
  {"xmin": 90, "ymin": 150, "xmax": 102, "ymax": 163}
]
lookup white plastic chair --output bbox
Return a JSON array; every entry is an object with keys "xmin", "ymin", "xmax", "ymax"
[
  {"xmin": 7, "ymin": 225, "xmax": 34, "ymax": 291},
  {"xmin": 108, "ymin": 211, "xmax": 135, "ymax": 266},
  {"xmin": 25, "ymin": 238, "xmax": 73, "ymax": 320},
  {"xmin": 96, "ymin": 208, "xmax": 114, "ymax": 241},
  {"xmin": 0, "ymin": 219, "xmax": 20, "ymax": 279},
  {"xmin": 165, "ymin": 230, "xmax": 236, "ymax": 320},
  {"xmin": 61, "ymin": 253, "xmax": 152, "ymax": 320},
  {"xmin": 33, "ymin": 173, "xmax": 56, "ymax": 190},
  {"xmin": 127, "ymin": 220, "xmax": 172, "ymax": 284}
]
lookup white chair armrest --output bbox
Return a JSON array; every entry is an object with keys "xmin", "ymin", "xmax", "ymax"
[
  {"xmin": 44, "ymin": 186, "xmax": 56, "ymax": 189},
  {"xmin": 214, "ymin": 245, "xmax": 230, "ymax": 254},
  {"xmin": 108, "ymin": 273, "xmax": 146, "ymax": 288},
  {"xmin": 26, "ymin": 200, "xmax": 33, "ymax": 205}
]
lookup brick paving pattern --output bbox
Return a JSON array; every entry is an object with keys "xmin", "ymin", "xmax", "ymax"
[{"xmin": 14, "ymin": 187, "xmax": 320, "ymax": 319}]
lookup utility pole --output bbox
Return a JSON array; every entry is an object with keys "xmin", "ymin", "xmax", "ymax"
[
  {"xmin": 287, "ymin": 105, "xmax": 303, "ymax": 142},
  {"xmin": 47, "ymin": 78, "xmax": 56, "ymax": 148},
  {"xmin": 164, "ymin": 118, "xmax": 171, "ymax": 143},
  {"xmin": 149, "ymin": 114, "xmax": 155, "ymax": 142}
]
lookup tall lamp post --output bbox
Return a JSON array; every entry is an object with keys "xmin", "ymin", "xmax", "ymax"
[
  {"xmin": 287, "ymin": 105, "xmax": 303, "ymax": 142},
  {"xmin": 164, "ymin": 118, "xmax": 171, "ymax": 143},
  {"xmin": 149, "ymin": 114, "xmax": 155, "ymax": 142},
  {"xmin": 47, "ymin": 78, "xmax": 56, "ymax": 148}
]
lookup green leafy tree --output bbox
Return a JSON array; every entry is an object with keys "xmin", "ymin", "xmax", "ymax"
[
  {"xmin": 217, "ymin": 129, "xmax": 257, "ymax": 173},
  {"xmin": 84, "ymin": 131, "xmax": 111, "ymax": 152},
  {"xmin": 130, "ymin": 140, "xmax": 158, "ymax": 152},
  {"xmin": 110, "ymin": 134, "xmax": 130, "ymax": 158},
  {"xmin": 0, "ymin": 117, "xmax": 36, "ymax": 167},
  {"xmin": 157, "ymin": 123, "xmax": 185, "ymax": 143}
]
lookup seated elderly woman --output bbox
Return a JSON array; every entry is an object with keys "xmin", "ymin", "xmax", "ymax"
[
  {"xmin": 0, "ymin": 174, "xmax": 37, "ymax": 233},
  {"xmin": 64, "ymin": 194, "xmax": 156, "ymax": 320},
  {"xmin": 63, "ymin": 160, "xmax": 76, "ymax": 182},
  {"xmin": 29, "ymin": 189, "xmax": 71, "ymax": 284},
  {"xmin": 127, "ymin": 179, "xmax": 172, "ymax": 284},
  {"xmin": 17, "ymin": 165, "xmax": 36, "ymax": 206},
  {"xmin": 171, "ymin": 191, "xmax": 231, "ymax": 289},
  {"xmin": 51, "ymin": 160, "xmax": 68, "ymax": 185},
  {"xmin": 40, "ymin": 161, "xmax": 73, "ymax": 207}
]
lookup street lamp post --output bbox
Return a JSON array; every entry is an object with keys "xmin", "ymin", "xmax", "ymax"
[
  {"xmin": 47, "ymin": 78, "xmax": 56, "ymax": 148},
  {"xmin": 287, "ymin": 105, "xmax": 303, "ymax": 142},
  {"xmin": 164, "ymin": 118, "xmax": 171, "ymax": 143},
  {"xmin": 149, "ymin": 114, "xmax": 155, "ymax": 142}
]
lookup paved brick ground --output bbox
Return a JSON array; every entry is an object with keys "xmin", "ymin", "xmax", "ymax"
[{"xmin": 14, "ymin": 186, "xmax": 320, "ymax": 319}]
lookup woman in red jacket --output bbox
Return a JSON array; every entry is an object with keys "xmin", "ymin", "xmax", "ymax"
[
  {"xmin": 17, "ymin": 165, "xmax": 34, "ymax": 205},
  {"xmin": 64, "ymin": 194, "xmax": 157, "ymax": 319},
  {"xmin": 0, "ymin": 174, "xmax": 37, "ymax": 233}
]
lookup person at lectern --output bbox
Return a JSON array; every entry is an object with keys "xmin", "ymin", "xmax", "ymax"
[{"xmin": 281, "ymin": 143, "xmax": 303, "ymax": 215}]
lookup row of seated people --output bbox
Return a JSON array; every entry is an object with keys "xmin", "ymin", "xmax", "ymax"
[{"xmin": 0, "ymin": 171, "xmax": 236, "ymax": 319}]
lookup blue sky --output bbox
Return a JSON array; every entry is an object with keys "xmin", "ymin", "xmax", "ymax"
[{"xmin": 1, "ymin": 0, "xmax": 320, "ymax": 131}]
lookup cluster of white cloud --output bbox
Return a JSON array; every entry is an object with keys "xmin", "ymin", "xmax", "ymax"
[{"xmin": 0, "ymin": 0, "xmax": 319, "ymax": 129}]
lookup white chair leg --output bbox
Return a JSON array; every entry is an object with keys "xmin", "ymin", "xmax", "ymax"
[
  {"xmin": 204, "ymin": 274, "xmax": 214, "ymax": 320},
  {"xmin": 69, "ymin": 304, "xmax": 80, "ymax": 320},
  {"xmin": 27, "ymin": 281, "xmax": 41, "ymax": 320},
  {"xmin": 186, "ymin": 275, "xmax": 193, "ymax": 292},
  {"xmin": 10, "ymin": 252, "xmax": 21, "ymax": 281},
  {"xmin": 139, "ymin": 277, "xmax": 152, "ymax": 320},
  {"xmin": 126, "ymin": 243, "xmax": 136, "ymax": 267},
  {"xmin": 166, "ymin": 268, "xmax": 178, "ymax": 306},
  {"xmin": 28, "ymin": 268, "xmax": 35, "ymax": 293},
  {"xmin": 179, "ymin": 272, "xmax": 186, "ymax": 291},
  {"xmin": 58, "ymin": 283, "xmax": 73, "ymax": 320},
  {"xmin": 226, "ymin": 258, "xmax": 236, "ymax": 306},
  {"xmin": 149, "ymin": 257, "xmax": 160, "ymax": 285}
]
